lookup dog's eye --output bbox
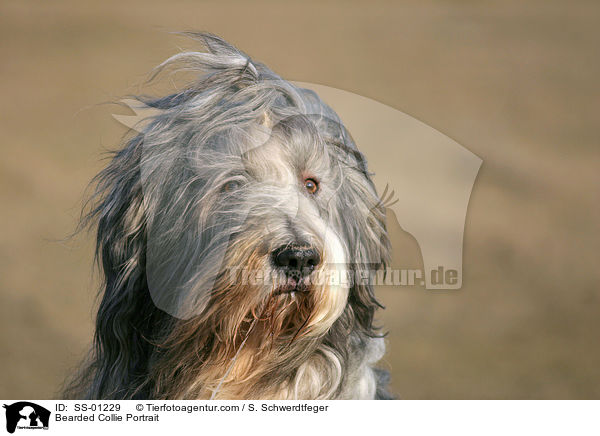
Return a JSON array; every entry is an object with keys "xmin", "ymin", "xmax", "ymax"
[
  {"xmin": 222, "ymin": 181, "xmax": 240, "ymax": 193},
  {"xmin": 304, "ymin": 178, "xmax": 319, "ymax": 194}
]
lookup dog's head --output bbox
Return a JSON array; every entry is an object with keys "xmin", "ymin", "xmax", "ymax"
[
  {"xmin": 75, "ymin": 33, "xmax": 390, "ymax": 399},
  {"xmin": 135, "ymin": 36, "xmax": 389, "ymax": 340}
]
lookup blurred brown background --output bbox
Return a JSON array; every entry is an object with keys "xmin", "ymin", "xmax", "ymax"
[{"xmin": 1, "ymin": 0, "xmax": 599, "ymax": 399}]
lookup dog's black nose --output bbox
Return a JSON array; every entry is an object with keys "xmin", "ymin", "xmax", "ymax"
[{"xmin": 272, "ymin": 246, "xmax": 321, "ymax": 277}]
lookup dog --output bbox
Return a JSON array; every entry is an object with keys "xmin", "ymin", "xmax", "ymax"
[{"xmin": 64, "ymin": 33, "xmax": 392, "ymax": 400}]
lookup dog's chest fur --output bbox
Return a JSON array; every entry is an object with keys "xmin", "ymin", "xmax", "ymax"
[{"xmin": 199, "ymin": 336, "xmax": 385, "ymax": 400}]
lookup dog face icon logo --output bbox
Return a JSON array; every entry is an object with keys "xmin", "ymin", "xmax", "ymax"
[{"xmin": 2, "ymin": 402, "xmax": 50, "ymax": 433}]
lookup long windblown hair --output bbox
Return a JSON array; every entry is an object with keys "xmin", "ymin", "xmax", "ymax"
[{"xmin": 63, "ymin": 33, "xmax": 392, "ymax": 400}]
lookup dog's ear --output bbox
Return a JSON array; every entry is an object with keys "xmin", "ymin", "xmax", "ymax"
[
  {"xmin": 332, "ymin": 152, "xmax": 391, "ymax": 337},
  {"xmin": 94, "ymin": 134, "xmax": 160, "ymax": 399},
  {"xmin": 65, "ymin": 134, "xmax": 162, "ymax": 399}
]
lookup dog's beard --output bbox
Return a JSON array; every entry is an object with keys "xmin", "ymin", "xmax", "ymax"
[
  {"xmin": 212, "ymin": 258, "xmax": 335, "ymax": 349},
  {"xmin": 152, "ymin": 223, "xmax": 350, "ymax": 399},
  {"xmin": 197, "ymin": 220, "xmax": 347, "ymax": 342}
]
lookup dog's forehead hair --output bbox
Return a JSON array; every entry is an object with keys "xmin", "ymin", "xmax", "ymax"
[
  {"xmin": 237, "ymin": 119, "xmax": 331, "ymax": 184},
  {"xmin": 242, "ymin": 137, "xmax": 295, "ymax": 184}
]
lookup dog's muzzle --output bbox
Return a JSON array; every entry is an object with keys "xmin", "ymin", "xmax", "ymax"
[{"xmin": 271, "ymin": 245, "xmax": 321, "ymax": 294}]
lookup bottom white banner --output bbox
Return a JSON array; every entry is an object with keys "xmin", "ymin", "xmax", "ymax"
[{"xmin": 0, "ymin": 400, "xmax": 597, "ymax": 436}]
